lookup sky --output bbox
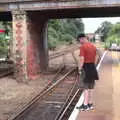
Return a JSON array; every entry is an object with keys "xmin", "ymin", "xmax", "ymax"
[{"xmin": 82, "ymin": 17, "xmax": 120, "ymax": 33}]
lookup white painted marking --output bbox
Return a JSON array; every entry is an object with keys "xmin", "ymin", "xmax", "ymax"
[
  {"xmin": 0, "ymin": 58, "xmax": 6, "ymax": 61},
  {"xmin": 68, "ymin": 92, "xmax": 84, "ymax": 120},
  {"xmin": 96, "ymin": 51, "xmax": 108, "ymax": 71},
  {"xmin": 68, "ymin": 50, "xmax": 108, "ymax": 120}
]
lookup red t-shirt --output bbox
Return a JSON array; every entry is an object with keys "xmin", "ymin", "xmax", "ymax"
[{"xmin": 80, "ymin": 42, "xmax": 96, "ymax": 63}]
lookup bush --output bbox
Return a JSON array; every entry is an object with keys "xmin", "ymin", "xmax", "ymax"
[
  {"xmin": 0, "ymin": 33, "xmax": 9, "ymax": 57},
  {"xmin": 48, "ymin": 19, "xmax": 84, "ymax": 49},
  {"xmin": 0, "ymin": 22, "xmax": 12, "ymax": 58},
  {"xmin": 61, "ymin": 34, "xmax": 73, "ymax": 43},
  {"xmin": 103, "ymin": 42, "xmax": 110, "ymax": 49}
]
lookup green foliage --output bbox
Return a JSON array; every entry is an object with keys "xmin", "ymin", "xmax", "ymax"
[
  {"xmin": 0, "ymin": 21, "xmax": 12, "ymax": 57},
  {"xmin": 48, "ymin": 19, "xmax": 84, "ymax": 49},
  {"xmin": 101, "ymin": 22, "xmax": 120, "ymax": 48},
  {"xmin": 61, "ymin": 34, "xmax": 73, "ymax": 43},
  {"xmin": 106, "ymin": 34, "xmax": 120, "ymax": 46},
  {"xmin": 108, "ymin": 23, "xmax": 120, "ymax": 37},
  {"xmin": 0, "ymin": 33, "xmax": 8, "ymax": 57},
  {"xmin": 106, "ymin": 35, "xmax": 116, "ymax": 45},
  {"xmin": 103, "ymin": 42, "xmax": 110, "ymax": 49},
  {"xmin": 95, "ymin": 21, "xmax": 113, "ymax": 42},
  {"xmin": 95, "ymin": 21, "xmax": 120, "ymax": 48},
  {"xmin": 0, "ymin": 19, "xmax": 84, "ymax": 55}
]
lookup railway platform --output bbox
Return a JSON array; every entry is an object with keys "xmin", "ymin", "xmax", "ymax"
[{"xmin": 71, "ymin": 51, "xmax": 120, "ymax": 120}]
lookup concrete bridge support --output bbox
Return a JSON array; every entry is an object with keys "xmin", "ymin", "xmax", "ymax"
[{"xmin": 12, "ymin": 11, "xmax": 48, "ymax": 81}]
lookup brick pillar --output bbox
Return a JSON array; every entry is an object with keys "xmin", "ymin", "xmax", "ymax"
[
  {"xmin": 12, "ymin": 11, "xmax": 48, "ymax": 81},
  {"xmin": 27, "ymin": 13, "xmax": 48, "ymax": 79},
  {"xmin": 12, "ymin": 11, "xmax": 28, "ymax": 81},
  {"xmin": 39, "ymin": 20, "xmax": 48, "ymax": 71}
]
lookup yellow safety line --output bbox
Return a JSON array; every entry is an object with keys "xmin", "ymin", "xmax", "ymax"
[{"xmin": 112, "ymin": 51, "xmax": 120, "ymax": 120}]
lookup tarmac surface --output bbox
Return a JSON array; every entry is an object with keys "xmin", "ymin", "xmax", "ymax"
[{"xmin": 76, "ymin": 51, "xmax": 120, "ymax": 120}]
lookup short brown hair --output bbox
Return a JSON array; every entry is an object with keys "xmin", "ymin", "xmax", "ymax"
[{"xmin": 77, "ymin": 33, "xmax": 86, "ymax": 41}]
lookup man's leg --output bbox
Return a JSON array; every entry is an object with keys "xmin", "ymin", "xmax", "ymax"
[
  {"xmin": 76, "ymin": 89, "xmax": 89, "ymax": 110},
  {"xmin": 83, "ymin": 89, "xmax": 94, "ymax": 104},
  {"xmin": 83, "ymin": 89, "xmax": 94, "ymax": 110},
  {"xmin": 88, "ymin": 89, "xmax": 94, "ymax": 104},
  {"xmin": 87, "ymin": 89, "xmax": 94, "ymax": 109},
  {"xmin": 83, "ymin": 89, "xmax": 89, "ymax": 105},
  {"xmin": 76, "ymin": 85, "xmax": 94, "ymax": 110}
]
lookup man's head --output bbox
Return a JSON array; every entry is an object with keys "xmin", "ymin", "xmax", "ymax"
[{"xmin": 77, "ymin": 33, "xmax": 88, "ymax": 44}]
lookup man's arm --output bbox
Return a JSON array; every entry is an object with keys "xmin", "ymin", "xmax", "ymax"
[
  {"xmin": 72, "ymin": 52, "xmax": 84, "ymax": 69},
  {"xmin": 96, "ymin": 48, "xmax": 101, "ymax": 65},
  {"xmin": 78, "ymin": 56, "xmax": 84, "ymax": 70}
]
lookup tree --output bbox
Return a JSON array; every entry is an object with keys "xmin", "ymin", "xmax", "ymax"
[
  {"xmin": 106, "ymin": 23, "xmax": 120, "ymax": 46},
  {"xmin": 0, "ymin": 21, "xmax": 12, "ymax": 57},
  {"xmin": 108, "ymin": 23, "xmax": 120, "ymax": 36},
  {"xmin": 48, "ymin": 18, "xmax": 84, "ymax": 49},
  {"xmin": 95, "ymin": 21, "xmax": 113, "ymax": 42}
]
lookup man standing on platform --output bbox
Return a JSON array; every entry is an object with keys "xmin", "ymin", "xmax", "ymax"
[{"xmin": 76, "ymin": 33, "xmax": 100, "ymax": 111}]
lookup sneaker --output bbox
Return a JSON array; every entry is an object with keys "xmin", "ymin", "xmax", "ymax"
[
  {"xmin": 88, "ymin": 103, "xmax": 94, "ymax": 110},
  {"xmin": 76, "ymin": 104, "xmax": 90, "ymax": 111}
]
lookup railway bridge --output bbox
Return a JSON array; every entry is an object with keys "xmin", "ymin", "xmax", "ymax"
[{"xmin": 1, "ymin": 0, "xmax": 120, "ymax": 80}]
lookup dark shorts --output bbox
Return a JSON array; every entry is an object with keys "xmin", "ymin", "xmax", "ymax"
[
  {"xmin": 78, "ymin": 63, "xmax": 99, "ymax": 89},
  {"xmin": 78, "ymin": 77, "xmax": 95, "ymax": 89},
  {"xmin": 83, "ymin": 80, "xmax": 95, "ymax": 89}
]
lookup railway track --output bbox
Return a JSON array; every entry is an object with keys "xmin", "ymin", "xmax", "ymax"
[
  {"xmin": 0, "ymin": 44, "xmax": 79, "ymax": 77},
  {"xmin": 0, "ymin": 44, "xmax": 79, "ymax": 78},
  {"xmin": 9, "ymin": 66, "xmax": 82, "ymax": 120},
  {"xmin": 3, "ymin": 44, "xmax": 102, "ymax": 120},
  {"xmin": 8, "ymin": 43, "xmax": 87, "ymax": 120},
  {"xmin": 0, "ymin": 60, "xmax": 14, "ymax": 77},
  {"xmin": 49, "ymin": 44, "xmax": 79, "ymax": 60},
  {"xmin": 55, "ymin": 75, "xmax": 82, "ymax": 120}
]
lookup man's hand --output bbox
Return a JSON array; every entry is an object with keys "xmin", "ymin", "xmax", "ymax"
[{"xmin": 78, "ymin": 67, "xmax": 82, "ymax": 75}]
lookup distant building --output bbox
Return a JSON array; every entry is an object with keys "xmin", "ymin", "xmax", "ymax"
[
  {"xmin": 86, "ymin": 33, "xmax": 95, "ymax": 39},
  {"xmin": 95, "ymin": 34, "xmax": 100, "ymax": 40},
  {"xmin": 86, "ymin": 33, "xmax": 102, "ymax": 42}
]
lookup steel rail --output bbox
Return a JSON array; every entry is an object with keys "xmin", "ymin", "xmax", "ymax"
[
  {"xmin": 58, "ymin": 89, "xmax": 80, "ymax": 120},
  {"xmin": 54, "ymin": 71, "xmax": 79, "ymax": 120},
  {"xmin": 9, "ymin": 65, "xmax": 65, "ymax": 120},
  {"xmin": 49, "ymin": 45, "xmax": 79, "ymax": 60},
  {"xmin": 9, "ymin": 67, "xmax": 77, "ymax": 120}
]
